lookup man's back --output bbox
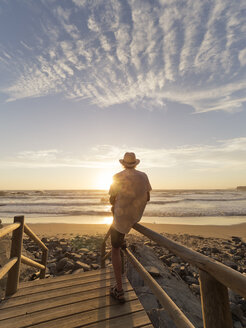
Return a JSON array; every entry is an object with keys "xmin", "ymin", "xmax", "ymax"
[{"xmin": 109, "ymin": 168, "xmax": 152, "ymax": 233}]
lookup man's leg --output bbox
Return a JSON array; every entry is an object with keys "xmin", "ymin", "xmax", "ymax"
[
  {"xmin": 110, "ymin": 227, "xmax": 125, "ymax": 293},
  {"xmin": 111, "ymin": 246, "xmax": 123, "ymax": 291}
]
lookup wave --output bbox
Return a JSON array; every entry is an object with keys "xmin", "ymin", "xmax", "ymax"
[
  {"xmin": 0, "ymin": 202, "xmax": 107, "ymax": 207},
  {"xmin": 149, "ymin": 200, "xmax": 184, "ymax": 205},
  {"xmin": 1, "ymin": 208, "xmax": 246, "ymax": 217},
  {"xmin": 185, "ymin": 198, "xmax": 246, "ymax": 202}
]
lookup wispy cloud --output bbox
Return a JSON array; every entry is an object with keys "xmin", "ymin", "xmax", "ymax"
[
  {"xmin": 1, "ymin": 0, "xmax": 246, "ymax": 113},
  {"xmin": 1, "ymin": 138, "xmax": 246, "ymax": 170}
]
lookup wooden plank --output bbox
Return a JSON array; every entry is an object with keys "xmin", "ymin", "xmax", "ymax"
[
  {"xmin": 6, "ymin": 216, "xmax": 24, "ymax": 296},
  {"xmin": 0, "ymin": 257, "xmax": 18, "ymax": 280},
  {"xmin": 13, "ymin": 270, "xmax": 116, "ymax": 297},
  {"xmin": 19, "ymin": 267, "xmax": 113, "ymax": 288},
  {"xmin": 124, "ymin": 248, "xmax": 195, "ymax": 328},
  {"xmin": 199, "ymin": 269, "xmax": 233, "ymax": 328},
  {"xmin": 1, "ymin": 292, "xmax": 140, "ymax": 327},
  {"xmin": 0, "ymin": 223, "xmax": 20, "ymax": 239},
  {"xmin": 23, "ymin": 299, "xmax": 143, "ymax": 328},
  {"xmin": 0, "ymin": 277, "xmax": 125, "ymax": 309},
  {"xmin": 21, "ymin": 255, "xmax": 45, "ymax": 270},
  {"xmin": 84, "ymin": 310, "xmax": 152, "ymax": 328},
  {"xmin": 24, "ymin": 224, "xmax": 48, "ymax": 251},
  {"xmin": 0, "ymin": 281, "xmax": 133, "ymax": 320},
  {"xmin": 134, "ymin": 223, "xmax": 246, "ymax": 298}
]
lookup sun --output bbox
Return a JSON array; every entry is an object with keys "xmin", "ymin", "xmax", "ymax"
[{"xmin": 96, "ymin": 172, "xmax": 113, "ymax": 190}]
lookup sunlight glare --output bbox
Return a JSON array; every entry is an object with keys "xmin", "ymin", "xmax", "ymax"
[
  {"xmin": 103, "ymin": 216, "xmax": 113, "ymax": 225},
  {"xmin": 96, "ymin": 172, "xmax": 113, "ymax": 190}
]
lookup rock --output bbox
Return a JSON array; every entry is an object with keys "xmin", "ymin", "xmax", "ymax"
[
  {"xmin": 72, "ymin": 268, "xmax": 84, "ymax": 274},
  {"xmin": 63, "ymin": 260, "xmax": 74, "ymax": 272},
  {"xmin": 169, "ymin": 256, "xmax": 180, "ymax": 263},
  {"xmin": 184, "ymin": 276, "xmax": 198, "ymax": 285},
  {"xmin": 211, "ymin": 247, "xmax": 220, "ymax": 254},
  {"xmin": 231, "ymin": 304, "xmax": 245, "ymax": 322},
  {"xmin": 88, "ymin": 252, "xmax": 98, "ymax": 260},
  {"xmin": 74, "ymin": 261, "xmax": 90, "ymax": 271},
  {"xmin": 26, "ymin": 245, "xmax": 39, "ymax": 252},
  {"xmin": 30, "ymin": 272, "xmax": 40, "ymax": 280},
  {"xmin": 228, "ymin": 289, "xmax": 238, "ymax": 303},
  {"xmin": 41, "ymin": 237, "xmax": 48, "ymax": 243},
  {"xmin": 239, "ymin": 299, "xmax": 246, "ymax": 312},
  {"xmin": 79, "ymin": 248, "xmax": 90, "ymax": 253},
  {"xmin": 190, "ymin": 284, "xmax": 200, "ymax": 295},
  {"xmin": 233, "ymin": 256, "xmax": 242, "ymax": 262},
  {"xmin": 234, "ymin": 321, "xmax": 243, "ymax": 328},
  {"xmin": 56, "ymin": 257, "xmax": 70, "ymax": 272},
  {"xmin": 54, "ymin": 247, "xmax": 63, "ymax": 254},
  {"xmin": 145, "ymin": 266, "xmax": 161, "ymax": 277},
  {"xmin": 91, "ymin": 263, "xmax": 100, "ymax": 270},
  {"xmin": 232, "ymin": 236, "xmax": 241, "ymax": 243},
  {"xmin": 223, "ymin": 260, "xmax": 238, "ymax": 270},
  {"xmin": 47, "ymin": 262, "xmax": 56, "ymax": 274},
  {"xmin": 65, "ymin": 252, "xmax": 81, "ymax": 261}
]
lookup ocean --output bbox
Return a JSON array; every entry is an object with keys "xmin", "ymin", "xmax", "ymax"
[{"xmin": 1, "ymin": 189, "xmax": 246, "ymax": 226}]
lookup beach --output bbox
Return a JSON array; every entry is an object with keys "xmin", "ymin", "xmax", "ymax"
[{"xmin": 27, "ymin": 222, "xmax": 246, "ymax": 241}]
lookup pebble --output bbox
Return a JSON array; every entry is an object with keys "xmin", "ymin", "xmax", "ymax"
[
  {"xmin": 75, "ymin": 261, "xmax": 91, "ymax": 271},
  {"xmin": 145, "ymin": 266, "xmax": 161, "ymax": 278}
]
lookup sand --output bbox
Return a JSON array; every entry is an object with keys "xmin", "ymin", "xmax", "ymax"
[{"xmin": 27, "ymin": 222, "xmax": 246, "ymax": 241}]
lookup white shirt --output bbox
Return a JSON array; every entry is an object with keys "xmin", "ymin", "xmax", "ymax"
[{"xmin": 109, "ymin": 168, "xmax": 152, "ymax": 234}]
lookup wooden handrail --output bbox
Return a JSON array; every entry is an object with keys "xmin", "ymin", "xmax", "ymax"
[
  {"xmin": 24, "ymin": 224, "xmax": 48, "ymax": 251},
  {"xmin": 5, "ymin": 216, "xmax": 24, "ymax": 296},
  {"xmin": 124, "ymin": 248, "xmax": 195, "ymax": 328},
  {"xmin": 21, "ymin": 255, "xmax": 45, "ymax": 270},
  {"xmin": 133, "ymin": 223, "xmax": 246, "ymax": 299},
  {"xmin": 0, "ymin": 216, "xmax": 48, "ymax": 297},
  {"xmin": 0, "ymin": 223, "xmax": 21, "ymax": 239},
  {"xmin": 101, "ymin": 223, "xmax": 246, "ymax": 327},
  {"xmin": 0, "ymin": 257, "xmax": 18, "ymax": 280}
]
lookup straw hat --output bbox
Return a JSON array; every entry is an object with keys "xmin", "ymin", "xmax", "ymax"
[{"xmin": 119, "ymin": 152, "xmax": 140, "ymax": 168}]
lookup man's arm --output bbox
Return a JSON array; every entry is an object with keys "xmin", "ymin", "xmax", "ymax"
[
  {"xmin": 109, "ymin": 195, "xmax": 116, "ymax": 214},
  {"xmin": 110, "ymin": 195, "xmax": 116, "ymax": 205},
  {"xmin": 147, "ymin": 191, "xmax": 150, "ymax": 202}
]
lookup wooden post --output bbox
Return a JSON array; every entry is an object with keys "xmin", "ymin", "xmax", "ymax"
[
  {"xmin": 6, "ymin": 216, "xmax": 24, "ymax": 297},
  {"xmin": 199, "ymin": 269, "xmax": 233, "ymax": 328},
  {"xmin": 40, "ymin": 249, "xmax": 48, "ymax": 279}
]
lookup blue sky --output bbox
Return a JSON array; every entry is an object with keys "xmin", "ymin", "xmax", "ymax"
[{"xmin": 0, "ymin": 0, "xmax": 246, "ymax": 189}]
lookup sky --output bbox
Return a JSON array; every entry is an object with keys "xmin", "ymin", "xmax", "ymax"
[{"xmin": 0, "ymin": 0, "xmax": 246, "ymax": 190}]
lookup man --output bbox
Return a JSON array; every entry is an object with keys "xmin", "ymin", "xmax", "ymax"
[{"xmin": 109, "ymin": 152, "xmax": 152, "ymax": 303}]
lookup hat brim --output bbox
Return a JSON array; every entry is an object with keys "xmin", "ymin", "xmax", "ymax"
[{"xmin": 119, "ymin": 159, "xmax": 140, "ymax": 167}]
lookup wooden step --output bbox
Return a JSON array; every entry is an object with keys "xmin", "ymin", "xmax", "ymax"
[{"xmin": 0, "ymin": 268, "xmax": 153, "ymax": 328}]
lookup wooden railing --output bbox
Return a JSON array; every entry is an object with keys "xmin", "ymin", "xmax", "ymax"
[
  {"xmin": 101, "ymin": 223, "xmax": 246, "ymax": 328},
  {"xmin": 0, "ymin": 216, "xmax": 48, "ymax": 297}
]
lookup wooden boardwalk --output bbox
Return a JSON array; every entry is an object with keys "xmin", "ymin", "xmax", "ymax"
[{"xmin": 0, "ymin": 268, "xmax": 153, "ymax": 328}]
